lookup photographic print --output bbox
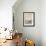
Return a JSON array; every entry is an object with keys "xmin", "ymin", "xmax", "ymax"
[{"xmin": 23, "ymin": 12, "xmax": 35, "ymax": 27}]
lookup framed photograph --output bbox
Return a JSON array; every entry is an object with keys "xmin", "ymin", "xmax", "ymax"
[{"xmin": 23, "ymin": 12, "xmax": 35, "ymax": 27}]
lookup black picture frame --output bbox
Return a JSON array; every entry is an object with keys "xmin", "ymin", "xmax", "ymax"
[{"xmin": 23, "ymin": 12, "xmax": 35, "ymax": 27}]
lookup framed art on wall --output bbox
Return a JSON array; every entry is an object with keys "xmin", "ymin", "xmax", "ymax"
[{"xmin": 23, "ymin": 12, "xmax": 35, "ymax": 27}]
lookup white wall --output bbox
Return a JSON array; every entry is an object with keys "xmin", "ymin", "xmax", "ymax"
[
  {"xmin": 13, "ymin": 0, "xmax": 41, "ymax": 46},
  {"xmin": 41, "ymin": 0, "xmax": 46, "ymax": 46},
  {"xmin": 0, "ymin": 0, "xmax": 16, "ymax": 30}
]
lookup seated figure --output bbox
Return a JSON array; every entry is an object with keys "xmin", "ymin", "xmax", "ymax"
[{"xmin": 15, "ymin": 33, "xmax": 22, "ymax": 46}]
